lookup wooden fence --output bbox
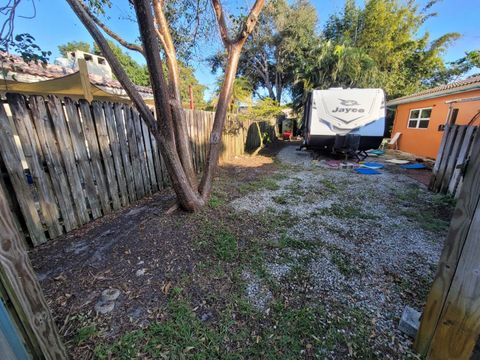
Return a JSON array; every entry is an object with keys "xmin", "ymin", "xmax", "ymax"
[
  {"xmin": 0, "ymin": 94, "xmax": 258, "ymax": 247},
  {"xmin": 416, "ymin": 123, "xmax": 480, "ymax": 359},
  {"xmin": 429, "ymin": 124, "xmax": 479, "ymax": 197}
]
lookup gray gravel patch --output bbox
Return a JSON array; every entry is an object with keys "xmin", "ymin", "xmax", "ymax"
[{"xmin": 232, "ymin": 145, "xmax": 447, "ymax": 357}]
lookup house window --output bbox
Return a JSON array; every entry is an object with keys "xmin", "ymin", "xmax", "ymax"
[{"xmin": 408, "ymin": 108, "xmax": 432, "ymax": 129}]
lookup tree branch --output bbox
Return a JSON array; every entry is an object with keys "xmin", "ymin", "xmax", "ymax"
[
  {"xmin": 79, "ymin": 0, "xmax": 144, "ymax": 54},
  {"xmin": 232, "ymin": 0, "xmax": 265, "ymax": 45},
  {"xmin": 211, "ymin": 0, "xmax": 231, "ymax": 47},
  {"xmin": 152, "ymin": 0, "xmax": 181, "ymax": 101},
  {"xmin": 66, "ymin": 0, "xmax": 154, "ymax": 127}
]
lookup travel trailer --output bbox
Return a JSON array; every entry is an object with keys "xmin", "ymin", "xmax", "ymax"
[{"xmin": 302, "ymin": 88, "xmax": 386, "ymax": 151}]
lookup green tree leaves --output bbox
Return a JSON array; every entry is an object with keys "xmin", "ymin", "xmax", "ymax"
[{"xmin": 58, "ymin": 41, "xmax": 92, "ymax": 57}]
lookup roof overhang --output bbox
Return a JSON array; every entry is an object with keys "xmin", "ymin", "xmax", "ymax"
[{"xmin": 386, "ymin": 83, "xmax": 480, "ymax": 107}]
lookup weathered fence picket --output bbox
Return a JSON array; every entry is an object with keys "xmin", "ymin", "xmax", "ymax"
[
  {"xmin": 0, "ymin": 101, "xmax": 46, "ymax": 245},
  {"xmin": 0, "ymin": 94, "xmax": 266, "ymax": 246},
  {"xmin": 429, "ymin": 124, "xmax": 478, "ymax": 197}
]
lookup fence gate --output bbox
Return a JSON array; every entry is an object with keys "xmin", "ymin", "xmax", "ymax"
[{"xmin": 416, "ymin": 128, "xmax": 480, "ymax": 359}]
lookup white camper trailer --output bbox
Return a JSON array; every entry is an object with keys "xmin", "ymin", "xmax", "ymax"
[{"xmin": 302, "ymin": 88, "xmax": 385, "ymax": 151}]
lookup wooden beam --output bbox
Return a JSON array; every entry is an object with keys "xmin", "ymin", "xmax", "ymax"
[
  {"xmin": 78, "ymin": 58, "xmax": 93, "ymax": 102},
  {"xmin": 0, "ymin": 181, "xmax": 67, "ymax": 359}
]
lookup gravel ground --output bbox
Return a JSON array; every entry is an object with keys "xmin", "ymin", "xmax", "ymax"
[
  {"xmin": 232, "ymin": 145, "xmax": 447, "ymax": 358},
  {"xmin": 29, "ymin": 143, "xmax": 451, "ymax": 358}
]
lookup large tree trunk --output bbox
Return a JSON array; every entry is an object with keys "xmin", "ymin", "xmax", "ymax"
[
  {"xmin": 152, "ymin": 0, "xmax": 197, "ymax": 189},
  {"xmin": 67, "ymin": 0, "xmax": 204, "ymax": 211},
  {"xmin": 67, "ymin": 0, "xmax": 264, "ymax": 211}
]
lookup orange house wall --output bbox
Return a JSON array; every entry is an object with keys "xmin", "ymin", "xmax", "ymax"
[{"xmin": 391, "ymin": 89, "xmax": 480, "ymax": 159}]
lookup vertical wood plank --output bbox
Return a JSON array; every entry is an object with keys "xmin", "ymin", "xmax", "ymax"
[
  {"xmin": 7, "ymin": 94, "xmax": 63, "ymax": 238},
  {"xmin": 0, "ymin": 183, "xmax": 67, "ymax": 360},
  {"xmin": 433, "ymin": 126, "xmax": 458, "ymax": 192},
  {"xmin": 150, "ymin": 132, "xmax": 165, "ymax": 189},
  {"xmin": 429, "ymin": 125, "xmax": 452, "ymax": 190},
  {"xmin": 440, "ymin": 126, "xmax": 466, "ymax": 193},
  {"xmin": 125, "ymin": 106, "xmax": 144, "ymax": 198},
  {"xmin": 46, "ymin": 96, "xmax": 90, "ymax": 225},
  {"xmin": 448, "ymin": 127, "xmax": 476, "ymax": 196},
  {"xmin": 132, "ymin": 109, "xmax": 151, "ymax": 195},
  {"xmin": 78, "ymin": 100, "xmax": 113, "ymax": 214},
  {"xmin": 29, "ymin": 96, "xmax": 77, "ymax": 232},
  {"xmin": 187, "ymin": 110, "xmax": 196, "ymax": 173},
  {"xmin": 105, "ymin": 103, "xmax": 129, "ymax": 207},
  {"xmin": 416, "ymin": 131, "xmax": 480, "ymax": 356},
  {"xmin": 113, "ymin": 103, "xmax": 136, "ymax": 203},
  {"xmin": 90, "ymin": 101, "xmax": 121, "ymax": 211},
  {"xmin": 200, "ymin": 111, "xmax": 206, "ymax": 170},
  {"xmin": 198, "ymin": 111, "xmax": 204, "ymax": 171},
  {"xmin": 142, "ymin": 119, "xmax": 157, "ymax": 192},
  {"xmin": 0, "ymin": 157, "xmax": 28, "ymax": 248},
  {"xmin": 0, "ymin": 103, "xmax": 46, "ymax": 245},
  {"xmin": 63, "ymin": 98, "xmax": 102, "ymax": 219}
]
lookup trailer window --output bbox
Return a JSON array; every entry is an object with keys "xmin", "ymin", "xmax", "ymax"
[{"xmin": 408, "ymin": 108, "xmax": 432, "ymax": 129}]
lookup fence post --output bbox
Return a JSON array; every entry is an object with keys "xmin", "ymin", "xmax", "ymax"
[{"xmin": 0, "ymin": 182, "xmax": 67, "ymax": 359}]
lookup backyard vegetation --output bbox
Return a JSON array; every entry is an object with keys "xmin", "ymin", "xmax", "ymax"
[{"xmin": 30, "ymin": 145, "xmax": 454, "ymax": 359}]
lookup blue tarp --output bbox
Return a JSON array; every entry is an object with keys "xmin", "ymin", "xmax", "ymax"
[
  {"xmin": 400, "ymin": 163, "xmax": 427, "ymax": 169},
  {"xmin": 355, "ymin": 168, "xmax": 382, "ymax": 175}
]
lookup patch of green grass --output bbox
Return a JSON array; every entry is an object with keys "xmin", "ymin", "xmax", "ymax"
[
  {"xmin": 257, "ymin": 209, "xmax": 297, "ymax": 233},
  {"xmin": 95, "ymin": 299, "xmax": 224, "ymax": 360},
  {"xmin": 320, "ymin": 178, "xmax": 338, "ymax": 192},
  {"xmin": 285, "ymin": 183, "xmax": 307, "ymax": 197},
  {"xmin": 238, "ymin": 177, "xmax": 280, "ymax": 194},
  {"xmin": 208, "ymin": 194, "xmax": 225, "ymax": 208},
  {"xmin": 243, "ymin": 303, "xmax": 373, "ymax": 358},
  {"xmin": 431, "ymin": 193, "xmax": 456, "ymax": 208},
  {"xmin": 277, "ymin": 233, "xmax": 316, "ymax": 251},
  {"xmin": 393, "ymin": 186, "xmax": 422, "ymax": 203},
  {"xmin": 74, "ymin": 325, "xmax": 97, "ymax": 345},
  {"xmin": 95, "ymin": 298, "xmax": 374, "ymax": 360},
  {"xmin": 329, "ymin": 246, "xmax": 359, "ymax": 276},
  {"xmin": 214, "ymin": 229, "xmax": 238, "ymax": 261},
  {"xmin": 197, "ymin": 220, "xmax": 238, "ymax": 262},
  {"xmin": 401, "ymin": 208, "xmax": 450, "ymax": 233},
  {"xmin": 272, "ymin": 195, "xmax": 288, "ymax": 205}
]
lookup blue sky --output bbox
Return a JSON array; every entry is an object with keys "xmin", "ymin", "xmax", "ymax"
[{"xmin": 11, "ymin": 0, "xmax": 480, "ymax": 100}]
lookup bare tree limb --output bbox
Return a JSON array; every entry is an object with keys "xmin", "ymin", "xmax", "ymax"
[
  {"xmin": 78, "ymin": 0, "xmax": 144, "ymax": 54},
  {"xmin": 232, "ymin": 0, "xmax": 265, "ymax": 45},
  {"xmin": 152, "ymin": 0, "xmax": 181, "ymax": 101},
  {"xmin": 66, "ymin": 0, "xmax": 154, "ymax": 127},
  {"xmin": 211, "ymin": 0, "xmax": 231, "ymax": 47}
]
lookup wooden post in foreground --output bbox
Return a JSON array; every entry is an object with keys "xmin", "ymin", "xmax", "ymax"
[
  {"xmin": 0, "ymin": 183, "xmax": 67, "ymax": 359},
  {"xmin": 415, "ymin": 130, "xmax": 480, "ymax": 359}
]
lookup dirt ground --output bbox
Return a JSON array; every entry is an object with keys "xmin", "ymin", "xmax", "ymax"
[{"xmin": 29, "ymin": 141, "xmax": 454, "ymax": 359}]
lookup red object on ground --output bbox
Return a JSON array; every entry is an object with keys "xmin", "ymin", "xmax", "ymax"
[{"xmin": 282, "ymin": 131, "xmax": 292, "ymax": 140}]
